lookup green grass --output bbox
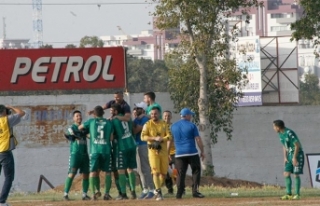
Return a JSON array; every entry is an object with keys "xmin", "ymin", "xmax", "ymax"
[{"xmin": 7, "ymin": 185, "xmax": 320, "ymax": 202}]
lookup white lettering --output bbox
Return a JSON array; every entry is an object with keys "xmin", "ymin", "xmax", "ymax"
[
  {"xmin": 102, "ymin": 56, "xmax": 114, "ymax": 81},
  {"xmin": 63, "ymin": 56, "xmax": 83, "ymax": 82},
  {"xmin": 10, "ymin": 57, "xmax": 32, "ymax": 83},
  {"xmin": 11, "ymin": 55, "xmax": 117, "ymax": 83},
  {"xmin": 51, "ymin": 57, "xmax": 68, "ymax": 82},
  {"xmin": 83, "ymin": 55, "xmax": 102, "ymax": 82},
  {"xmin": 32, "ymin": 57, "xmax": 50, "ymax": 83}
]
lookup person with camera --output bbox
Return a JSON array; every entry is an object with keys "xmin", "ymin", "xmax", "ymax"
[
  {"xmin": 141, "ymin": 107, "xmax": 172, "ymax": 201},
  {"xmin": 0, "ymin": 105, "xmax": 25, "ymax": 206}
]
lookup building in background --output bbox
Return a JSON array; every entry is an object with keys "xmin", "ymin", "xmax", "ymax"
[
  {"xmin": 230, "ymin": 0, "xmax": 319, "ymax": 83},
  {"xmin": 0, "ymin": 39, "xmax": 30, "ymax": 49},
  {"xmin": 100, "ymin": 18, "xmax": 180, "ymax": 61}
]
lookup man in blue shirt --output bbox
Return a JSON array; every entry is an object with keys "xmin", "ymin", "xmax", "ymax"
[
  {"xmin": 133, "ymin": 102, "xmax": 155, "ymax": 199},
  {"xmin": 171, "ymin": 108, "xmax": 205, "ymax": 199}
]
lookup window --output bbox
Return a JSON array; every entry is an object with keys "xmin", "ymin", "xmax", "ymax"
[
  {"xmin": 271, "ymin": 13, "xmax": 293, "ymax": 19},
  {"xmin": 270, "ymin": 26, "xmax": 288, "ymax": 32}
]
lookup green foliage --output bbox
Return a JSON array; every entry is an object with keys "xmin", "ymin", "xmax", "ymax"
[
  {"xmin": 79, "ymin": 36, "xmax": 104, "ymax": 48},
  {"xmin": 65, "ymin": 44, "xmax": 77, "ymax": 48},
  {"xmin": 127, "ymin": 57, "xmax": 169, "ymax": 93},
  {"xmin": 291, "ymin": 0, "xmax": 320, "ymax": 56},
  {"xmin": 300, "ymin": 73, "xmax": 320, "ymax": 105},
  {"xmin": 40, "ymin": 44, "xmax": 53, "ymax": 49},
  {"xmin": 153, "ymin": 0, "xmax": 258, "ymax": 144}
]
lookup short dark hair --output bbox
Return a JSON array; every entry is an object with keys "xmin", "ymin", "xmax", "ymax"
[
  {"xmin": 94, "ymin": 105, "xmax": 104, "ymax": 117},
  {"xmin": 0, "ymin": 105, "xmax": 5, "ymax": 114},
  {"xmin": 273, "ymin": 120, "xmax": 285, "ymax": 129},
  {"xmin": 111, "ymin": 104, "xmax": 124, "ymax": 115},
  {"xmin": 163, "ymin": 110, "xmax": 171, "ymax": 114},
  {"xmin": 114, "ymin": 91, "xmax": 123, "ymax": 95},
  {"xmin": 73, "ymin": 110, "xmax": 81, "ymax": 116},
  {"xmin": 151, "ymin": 106, "xmax": 161, "ymax": 112},
  {"xmin": 144, "ymin": 92, "xmax": 156, "ymax": 101}
]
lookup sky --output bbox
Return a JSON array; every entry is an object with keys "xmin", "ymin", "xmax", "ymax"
[{"xmin": 0, "ymin": 0, "xmax": 156, "ymax": 47}]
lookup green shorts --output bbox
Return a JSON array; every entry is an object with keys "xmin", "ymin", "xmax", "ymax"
[
  {"xmin": 90, "ymin": 153, "xmax": 112, "ymax": 172},
  {"xmin": 285, "ymin": 151, "xmax": 304, "ymax": 175},
  {"xmin": 116, "ymin": 148, "xmax": 137, "ymax": 170},
  {"xmin": 68, "ymin": 153, "xmax": 89, "ymax": 174}
]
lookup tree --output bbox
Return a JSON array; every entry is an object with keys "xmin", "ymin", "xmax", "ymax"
[
  {"xmin": 152, "ymin": 0, "xmax": 259, "ymax": 175},
  {"xmin": 79, "ymin": 36, "xmax": 104, "ymax": 48},
  {"xmin": 291, "ymin": 0, "xmax": 320, "ymax": 56},
  {"xmin": 126, "ymin": 57, "xmax": 169, "ymax": 92},
  {"xmin": 40, "ymin": 44, "xmax": 53, "ymax": 49},
  {"xmin": 65, "ymin": 44, "xmax": 77, "ymax": 48},
  {"xmin": 300, "ymin": 73, "xmax": 320, "ymax": 105}
]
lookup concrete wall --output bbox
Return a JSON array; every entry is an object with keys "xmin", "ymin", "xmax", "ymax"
[
  {"xmin": 0, "ymin": 93, "xmax": 318, "ymax": 192},
  {"xmin": 0, "ymin": 92, "xmax": 177, "ymax": 192},
  {"xmin": 213, "ymin": 106, "xmax": 320, "ymax": 188}
]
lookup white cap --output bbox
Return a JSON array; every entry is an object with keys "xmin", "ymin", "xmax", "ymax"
[{"xmin": 134, "ymin": 101, "xmax": 148, "ymax": 110}]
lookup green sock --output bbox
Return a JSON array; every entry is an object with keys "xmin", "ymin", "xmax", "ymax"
[
  {"xmin": 128, "ymin": 172, "xmax": 136, "ymax": 191},
  {"xmin": 82, "ymin": 178, "xmax": 89, "ymax": 194},
  {"xmin": 64, "ymin": 177, "xmax": 73, "ymax": 193},
  {"xmin": 96, "ymin": 176, "xmax": 100, "ymax": 191},
  {"xmin": 119, "ymin": 174, "xmax": 127, "ymax": 194},
  {"xmin": 115, "ymin": 178, "xmax": 121, "ymax": 193},
  {"xmin": 89, "ymin": 177, "xmax": 96, "ymax": 194},
  {"xmin": 105, "ymin": 174, "xmax": 112, "ymax": 194},
  {"xmin": 285, "ymin": 176, "xmax": 292, "ymax": 195},
  {"xmin": 295, "ymin": 176, "xmax": 301, "ymax": 195}
]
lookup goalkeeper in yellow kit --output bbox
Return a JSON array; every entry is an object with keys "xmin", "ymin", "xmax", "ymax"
[{"xmin": 141, "ymin": 106, "xmax": 172, "ymax": 201}]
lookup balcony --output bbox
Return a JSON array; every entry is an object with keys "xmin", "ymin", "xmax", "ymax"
[
  {"xmin": 276, "ymin": 16, "xmax": 298, "ymax": 24},
  {"xmin": 276, "ymin": 30, "xmax": 293, "ymax": 36},
  {"xmin": 127, "ymin": 49, "xmax": 143, "ymax": 55}
]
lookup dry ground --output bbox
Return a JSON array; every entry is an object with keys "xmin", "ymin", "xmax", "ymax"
[{"xmin": 9, "ymin": 196, "xmax": 320, "ymax": 206}]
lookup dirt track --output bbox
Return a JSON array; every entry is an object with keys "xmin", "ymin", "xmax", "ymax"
[{"xmin": 9, "ymin": 197, "xmax": 320, "ymax": 206}]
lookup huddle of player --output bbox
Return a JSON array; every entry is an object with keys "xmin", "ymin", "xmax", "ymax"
[{"xmin": 62, "ymin": 91, "xmax": 175, "ymax": 201}]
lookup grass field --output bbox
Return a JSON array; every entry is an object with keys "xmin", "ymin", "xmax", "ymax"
[{"xmin": 6, "ymin": 186, "xmax": 320, "ymax": 206}]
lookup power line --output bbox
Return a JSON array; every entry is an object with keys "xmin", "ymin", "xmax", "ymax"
[{"xmin": 0, "ymin": 2, "xmax": 152, "ymax": 6}]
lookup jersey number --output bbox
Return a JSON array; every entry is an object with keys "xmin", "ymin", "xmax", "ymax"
[
  {"xmin": 97, "ymin": 125, "xmax": 104, "ymax": 139},
  {"xmin": 121, "ymin": 122, "xmax": 130, "ymax": 133}
]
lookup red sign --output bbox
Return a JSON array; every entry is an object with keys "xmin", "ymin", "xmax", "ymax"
[{"xmin": 0, "ymin": 47, "xmax": 126, "ymax": 91}]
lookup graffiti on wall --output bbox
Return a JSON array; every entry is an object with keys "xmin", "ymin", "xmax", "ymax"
[{"xmin": 12, "ymin": 105, "xmax": 86, "ymax": 147}]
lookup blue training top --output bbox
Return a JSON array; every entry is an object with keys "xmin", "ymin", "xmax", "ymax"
[
  {"xmin": 171, "ymin": 119, "xmax": 199, "ymax": 157},
  {"xmin": 134, "ymin": 116, "xmax": 149, "ymax": 146}
]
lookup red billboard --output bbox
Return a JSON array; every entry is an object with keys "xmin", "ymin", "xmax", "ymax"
[{"xmin": 0, "ymin": 47, "xmax": 126, "ymax": 91}]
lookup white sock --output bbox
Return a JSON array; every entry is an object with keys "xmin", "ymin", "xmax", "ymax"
[
  {"xmin": 82, "ymin": 193, "xmax": 87, "ymax": 197},
  {"xmin": 64, "ymin": 192, "xmax": 68, "ymax": 196},
  {"xmin": 143, "ymin": 189, "xmax": 148, "ymax": 194}
]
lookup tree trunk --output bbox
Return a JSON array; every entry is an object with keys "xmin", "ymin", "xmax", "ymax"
[{"xmin": 197, "ymin": 57, "xmax": 214, "ymax": 176}]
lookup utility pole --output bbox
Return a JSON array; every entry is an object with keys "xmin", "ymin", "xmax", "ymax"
[{"xmin": 2, "ymin": 17, "xmax": 6, "ymax": 39}]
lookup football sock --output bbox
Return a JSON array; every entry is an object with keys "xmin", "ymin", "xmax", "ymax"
[
  {"xmin": 89, "ymin": 177, "xmax": 96, "ymax": 194},
  {"xmin": 153, "ymin": 175, "xmax": 161, "ymax": 190},
  {"xmin": 159, "ymin": 175, "xmax": 165, "ymax": 187},
  {"xmin": 64, "ymin": 177, "xmax": 73, "ymax": 194},
  {"xmin": 128, "ymin": 172, "xmax": 136, "ymax": 191},
  {"xmin": 115, "ymin": 177, "xmax": 121, "ymax": 193},
  {"xmin": 285, "ymin": 176, "xmax": 292, "ymax": 195},
  {"xmin": 295, "ymin": 176, "xmax": 301, "ymax": 195},
  {"xmin": 105, "ymin": 174, "xmax": 112, "ymax": 194},
  {"xmin": 96, "ymin": 176, "xmax": 100, "ymax": 192},
  {"xmin": 119, "ymin": 174, "xmax": 127, "ymax": 194},
  {"xmin": 82, "ymin": 178, "xmax": 89, "ymax": 194}
]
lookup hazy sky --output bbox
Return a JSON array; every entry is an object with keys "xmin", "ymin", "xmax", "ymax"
[{"xmin": 0, "ymin": 0, "xmax": 156, "ymax": 47}]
